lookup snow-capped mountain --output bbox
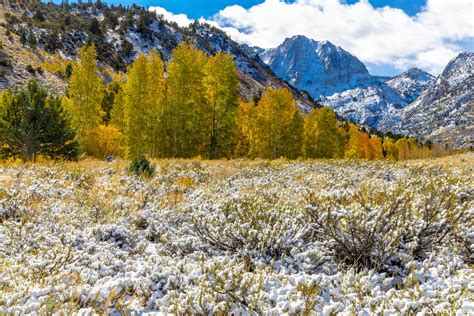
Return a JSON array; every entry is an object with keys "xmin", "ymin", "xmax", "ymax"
[
  {"xmin": 259, "ymin": 35, "xmax": 373, "ymax": 97},
  {"xmin": 322, "ymin": 68, "xmax": 435, "ymax": 129},
  {"xmin": 323, "ymin": 81, "xmax": 408, "ymax": 128},
  {"xmin": 393, "ymin": 52, "xmax": 474, "ymax": 149},
  {"xmin": 258, "ymin": 35, "xmax": 435, "ymax": 129},
  {"xmin": 386, "ymin": 68, "xmax": 435, "ymax": 104}
]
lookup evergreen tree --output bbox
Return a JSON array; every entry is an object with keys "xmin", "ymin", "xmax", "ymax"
[
  {"xmin": 167, "ymin": 43, "xmax": 209, "ymax": 158},
  {"xmin": 0, "ymin": 80, "xmax": 77, "ymax": 161},
  {"xmin": 63, "ymin": 45, "xmax": 104, "ymax": 150},
  {"xmin": 110, "ymin": 87, "xmax": 125, "ymax": 131},
  {"xmin": 20, "ymin": 28, "xmax": 27, "ymax": 46},
  {"xmin": 101, "ymin": 81, "xmax": 121, "ymax": 124},
  {"xmin": 204, "ymin": 52, "xmax": 239, "ymax": 159},
  {"xmin": 28, "ymin": 31, "xmax": 37, "ymax": 48}
]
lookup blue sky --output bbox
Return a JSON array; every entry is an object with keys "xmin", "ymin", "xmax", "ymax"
[
  {"xmin": 52, "ymin": 0, "xmax": 471, "ymax": 75},
  {"xmin": 57, "ymin": 0, "xmax": 427, "ymax": 19}
]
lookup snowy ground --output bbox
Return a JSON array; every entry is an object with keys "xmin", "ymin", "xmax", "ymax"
[{"xmin": 0, "ymin": 156, "xmax": 473, "ymax": 315}]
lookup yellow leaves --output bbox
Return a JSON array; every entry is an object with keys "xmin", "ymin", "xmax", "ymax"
[
  {"xmin": 243, "ymin": 88, "xmax": 302, "ymax": 159},
  {"xmin": 66, "ymin": 45, "xmax": 104, "ymax": 144},
  {"xmin": 82, "ymin": 125, "xmax": 124, "ymax": 159},
  {"xmin": 39, "ymin": 54, "xmax": 67, "ymax": 74},
  {"xmin": 303, "ymin": 107, "xmax": 344, "ymax": 159},
  {"xmin": 121, "ymin": 50, "xmax": 167, "ymax": 158}
]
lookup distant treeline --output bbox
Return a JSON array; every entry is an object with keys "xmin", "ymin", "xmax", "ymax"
[{"xmin": 0, "ymin": 44, "xmax": 453, "ymax": 161}]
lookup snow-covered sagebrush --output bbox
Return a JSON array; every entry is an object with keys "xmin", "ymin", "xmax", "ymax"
[{"xmin": 0, "ymin": 157, "xmax": 473, "ymax": 314}]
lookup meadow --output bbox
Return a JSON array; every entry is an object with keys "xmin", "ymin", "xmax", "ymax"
[{"xmin": 0, "ymin": 155, "xmax": 473, "ymax": 314}]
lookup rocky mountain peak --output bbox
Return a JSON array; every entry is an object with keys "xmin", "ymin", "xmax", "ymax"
[
  {"xmin": 259, "ymin": 35, "xmax": 371, "ymax": 97},
  {"xmin": 386, "ymin": 67, "xmax": 434, "ymax": 103}
]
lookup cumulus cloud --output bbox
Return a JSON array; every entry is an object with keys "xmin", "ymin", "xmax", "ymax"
[
  {"xmin": 149, "ymin": 6, "xmax": 193, "ymax": 27},
  {"xmin": 150, "ymin": 0, "xmax": 473, "ymax": 74}
]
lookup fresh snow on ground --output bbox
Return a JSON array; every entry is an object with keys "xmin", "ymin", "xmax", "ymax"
[{"xmin": 0, "ymin": 157, "xmax": 473, "ymax": 314}]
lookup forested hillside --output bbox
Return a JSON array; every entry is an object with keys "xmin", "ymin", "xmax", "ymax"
[{"xmin": 0, "ymin": 0, "xmax": 316, "ymax": 109}]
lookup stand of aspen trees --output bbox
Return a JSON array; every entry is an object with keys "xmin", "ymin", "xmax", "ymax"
[{"xmin": 0, "ymin": 43, "xmax": 452, "ymax": 161}]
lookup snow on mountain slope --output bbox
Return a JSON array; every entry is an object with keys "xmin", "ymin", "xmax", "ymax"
[
  {"xmin": 258, "ymin": 36, "xmax": 435, "ymax": 130},
  {"xmin": 386, "ymin": 68, "xmax": 435, "ymax": 104},
  {"xmin": 0, "ymin": 3, "xmax": 318, "ymax": 110},
  {"xmin": 392, "ymin": 52, "xmax": 474, "ymax": 149},
  {"xmin": 322, "ymin": 68, "xmax": 435, "ymax": 129},
  {"xmin": 260, "ymin": 35, "xmax": 373, "ymax": 97},
  {"xmin": 323, "ymin": 81, "xmax": 407, "ymax": 128}
]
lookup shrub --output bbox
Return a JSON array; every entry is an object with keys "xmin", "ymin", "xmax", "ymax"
[
  {"xmin": 25, "ymin": 64, "xmax": 36, "ymax": 74},
  {"xmin": 304, "ymin": 177, "xmax": 469, "ymax": 273},
  {"xmin": 191, "ymin": 197, "xmax": 303, "ymax": 259},
  {"xmin": 129, "ymin": 156, "xmax": 155, "ymax": 177}
]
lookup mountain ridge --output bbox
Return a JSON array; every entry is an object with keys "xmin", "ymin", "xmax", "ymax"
[
  {"xmin": 257, "ymin": 35, "xmax": 472, "ymax": 148},
  {"xmin": 0, "ymin": 2, "xmax": 318, "ymax": 111},
  {"xmin": 392, "ymin": 52, "xmax": 474, "ymax": 149}
]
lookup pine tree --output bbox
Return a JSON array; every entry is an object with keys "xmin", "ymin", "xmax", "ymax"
[
  {"xmin": 167, "ymin": 43, "xmax": 209, "ymax": 158},
  {"xmin": 204, "ymin": 52, "xmax": 239, "ymax": 159},
  {"xmin": 303, "ymin": 107, "xmax": 344, "ymax": 159},
  {"xmin": 101, "ymin": 81, "xmax": 122, "ymax": 124},
  {"xmin": 28, "ymin": 31, "xmax": 37, "ymax": 48},
  {"xmin": 0, "ymin": 80, "xmax": 78, "ymax": 161},
  {"xmin": 63, "ymin": 45, "xmax": 104, "ymax": 151}
]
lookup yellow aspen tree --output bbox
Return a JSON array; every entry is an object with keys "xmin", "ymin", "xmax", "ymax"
[
  {"xmin": 395, "ymin": 138, "xmax": 410, "ymax": 160},
  {"xmin": 123, "ymin": 54, "xmax": 149, "ymax": 158},
  {"xmin": 345, "ymin": 124, "xmax": 366, "ymax": 159},
  {"xmin": 382, "ymin": 138, "xmax": 398, "ymax": 160},
  {"xmin": 146, "ymin": 49, "xmax": 167, "ymax": 157},
  {"xmin": 63, "ymin": 45, "xmax": 104, "ymax": 148},
  {"xmin": 368, "ymin": 136, "xmax": 384, "ymax": 160},
  {"xmin": 235, "ymin": 99, "xmax": 255, "ymax": 157},
  {"xmin": 250, "ymin": 88, "xmax": 301, "ymax": 159},
  {"xmin": 303, "ymin": 107, "xmax": 344, "ymax": 159},
  {"xmin": 204, "ymin": 52, "xmax": 239, "ymax": 159},
  {"xmin": 303, "ymin": 109, "xmax": 319, "ymax": 158},
  {"xmin": 82, "ymin": 124, "xmax": 124, "ymax": 159},
  {"xmin": 167, "ymin": 43, "xmax": 209, "ymax": 158},
  {"xmin": 110, "ymin": 87, "xmax": 125, "ymax": 132}
]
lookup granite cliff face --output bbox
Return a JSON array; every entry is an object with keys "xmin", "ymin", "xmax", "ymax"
[{"xmin": 260, "ymin": 35, "xmax": 372, "ymax": 98}]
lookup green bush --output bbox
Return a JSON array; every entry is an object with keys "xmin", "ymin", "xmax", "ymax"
[{"xmin": 129, "ymin": 156, "xmax": 155, "ymax": 177}]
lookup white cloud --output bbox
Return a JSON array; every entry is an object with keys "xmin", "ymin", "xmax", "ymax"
[
  {"xmin": 149, "ymin": 0, "xmax": 473, "ymax": 74},
  {"xmin": 149, "ymin": 6, "xmax": 193, "ymax": 27},
  {"xmin": 211, "ymin": 0, "xmax": 473, "ymax": 74}
]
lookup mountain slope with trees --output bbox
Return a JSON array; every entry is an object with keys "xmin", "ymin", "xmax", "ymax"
[{"xmin": 0, "ymin": 0, "xmax": 317, "ymax": 110}]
